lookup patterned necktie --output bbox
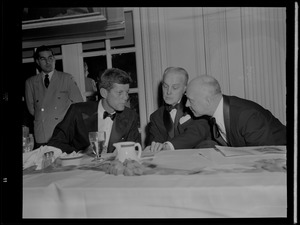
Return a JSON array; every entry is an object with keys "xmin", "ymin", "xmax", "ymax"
[
  {"xmin": 210, "ymin": 117, "xmax": 228, "ymax": 146},
  {"xmin": 44, "ymin": 74, "xmax": 50, "ymax": 88},
  {"xmin": 103, "ymin": 111, "xmax": 116, "ymax": 120}
]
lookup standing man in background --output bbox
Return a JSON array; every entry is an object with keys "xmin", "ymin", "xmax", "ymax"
[
  {"xmin": 25, "ymin": 45, "xmax": 83, "ymax": 148},
  {"xmin": 146, "ymin": 67, "xmax": 212, "ymax": 152},
  {"xmin": 185, "ymin": 75, "xmax": 286, "ymax": 147}
]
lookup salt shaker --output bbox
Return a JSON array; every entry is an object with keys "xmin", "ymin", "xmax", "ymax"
[{"xmin": 42, "ymin": 151, "xmax": 54, "ymax": 170}]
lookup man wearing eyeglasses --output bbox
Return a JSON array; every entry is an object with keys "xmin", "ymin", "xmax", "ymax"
[{"xmin": 25, "ymin": 45, "xmax": 83, "ymax": 148}]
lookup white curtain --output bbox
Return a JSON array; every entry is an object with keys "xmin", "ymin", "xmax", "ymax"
[{"xmin": 140, "ymin": 7, "xmax": 286, "ymax": 124}]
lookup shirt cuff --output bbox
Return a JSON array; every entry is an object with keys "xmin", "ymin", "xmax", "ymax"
[{"xmin": 164, "ymin": 141, "xmax": 175, "ymax": 150}]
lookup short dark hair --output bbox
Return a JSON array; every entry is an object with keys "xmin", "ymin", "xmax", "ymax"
[
  {"xmin": 99, "ymin": 68, "xmax": 132, "ymax": 91},
  {"xmin": 34, "ymin": 45, "xmax": 54, "ymax": 61}
]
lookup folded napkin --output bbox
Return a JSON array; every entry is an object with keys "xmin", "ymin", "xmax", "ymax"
[{"xmin": 23, "ymin": 146, "xmax": 62, "ymax": 170}]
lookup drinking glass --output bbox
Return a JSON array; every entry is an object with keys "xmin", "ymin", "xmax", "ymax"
[
  {"xmin": 23, "ymin": 134, "xmax": 34, "ymax": 153},
  {"xmin": 88, "ymin": 131, "xmax": 106, "ymax": 160}
]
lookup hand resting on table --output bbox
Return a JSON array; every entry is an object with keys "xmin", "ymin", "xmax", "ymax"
[{"xmin": 144, "ymin": 141, "xmax": 172, "ymax": 153}]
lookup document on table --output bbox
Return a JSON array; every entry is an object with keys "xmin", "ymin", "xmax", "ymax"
[{"xmin": 215, "ymin": 145, "xmax": 286, "ymax": 157}]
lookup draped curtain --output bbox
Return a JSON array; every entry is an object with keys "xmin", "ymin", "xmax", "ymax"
[{"xmin": 140, "ymin": 7, "xmax": 286, "ymax": 124}]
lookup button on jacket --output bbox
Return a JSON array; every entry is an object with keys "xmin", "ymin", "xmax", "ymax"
[{"xmin": 25, "ymin": 70, "xmax": 83, "ymax": 143}]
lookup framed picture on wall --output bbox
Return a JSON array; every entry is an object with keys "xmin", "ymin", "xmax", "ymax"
[
  {"xmin": 22, "ymin": 7, "xmax": 126, "ymax": 48},
  {"xmin": 22, "ymin": 8, "xmax": 106, "ymax": 29}
]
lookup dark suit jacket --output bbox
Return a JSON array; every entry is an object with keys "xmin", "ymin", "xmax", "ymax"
[
  {"xmin": 48, "ymin": 101, "xmax": 140, "ymax": 153},
  {"xmin": 222, "ymin": 95, "xmax": 286, "ymax": 146},
  {"xmin": 147, "ymin": 98, "xmax": 212, "ymax": 149}
]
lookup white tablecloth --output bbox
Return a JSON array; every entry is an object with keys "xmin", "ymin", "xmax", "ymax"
[{"xmin": 23, "ymin": 147, "xmax": 287, "ymax": 218}]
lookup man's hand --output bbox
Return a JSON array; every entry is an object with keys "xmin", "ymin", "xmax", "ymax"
[
  {"xmin": 146, "ymin": 141, "xmax": 172, "ymax": 152},
  {"xmin": 150, "ymin": 141, "xmax": 164, "ymax": 152}
]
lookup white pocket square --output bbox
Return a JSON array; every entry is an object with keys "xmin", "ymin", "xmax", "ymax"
[{"xmin": 179, "ymin": 115, "xmax": 191, "ymax": 124}]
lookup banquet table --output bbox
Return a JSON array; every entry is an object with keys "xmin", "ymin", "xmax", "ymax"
[{"xmin": 23, "ymin": 146, "xmax": 287, "ymax": 218}]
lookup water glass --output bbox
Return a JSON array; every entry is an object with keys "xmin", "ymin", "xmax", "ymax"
[
  {"xmin": 23, "ymin": 134, "xmax": 34, "ymax": 153},
  {"xmin": 88, "ymin": 131, "xmax": 106, "ymax": 160}
]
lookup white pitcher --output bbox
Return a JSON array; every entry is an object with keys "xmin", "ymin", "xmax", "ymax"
[{"xmin": 113, "ymin": 141, "xmax": 142, "ymax": 163}]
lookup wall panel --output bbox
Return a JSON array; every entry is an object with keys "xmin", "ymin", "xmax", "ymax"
[
  {"xmin": 241, "ymin": 7, "xmax": 286, "ymax": 124},
  {"xmin": 160, "ymin": 7, "xmax": 204, "ymax": 79}
]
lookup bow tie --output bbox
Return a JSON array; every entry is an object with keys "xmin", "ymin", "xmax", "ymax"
[
  {"xmin": 103, "ymin": 111, "xmax": 116, "ymax": 120},
  {"xmin": 166, "ymin": 103, "xmax": 180, "ymax": 112}
]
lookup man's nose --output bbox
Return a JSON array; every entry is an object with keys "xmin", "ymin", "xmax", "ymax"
[{"xmin": 123, "ymin": 92, "xmax": 129, "ymax": 101}]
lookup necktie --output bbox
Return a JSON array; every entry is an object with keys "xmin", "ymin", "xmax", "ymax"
[
  {"xmin": 210, "ymin": 117, "xmax": 228, "ymax": 146},
  {"xmin": 173, "ymin": 107, "xmax": 184, "ymax": 136},
  {"xmin": 165, "ymin": 103, "xmax": 181, "ymax": 138},
  {"xmin": 44, "ymin": 74, "xmax": 50, "ymax": 88},
  {"xmin": 103, "ymin": 111, "xmax": 116, "ymax": 120}
]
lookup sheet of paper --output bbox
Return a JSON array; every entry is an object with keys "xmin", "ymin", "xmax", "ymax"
[{"xmin": 215, "ymin": 145, "xmax": 286, "ymax": 157}]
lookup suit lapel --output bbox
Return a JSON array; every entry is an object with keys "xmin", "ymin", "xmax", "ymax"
[
  {"xmin": 83, "ymin": 112, "xmax": 98, "ymax": 132},
  {"xmin": 82, "ymin": 102, "xmax": 99, "ymax": 132},
  {"xmin": 223, "ymin": 95, "xmax": 231, "ymax": 146},
  {"xmin": 107, "ymin": 112, "xmax": 125, "ymax": 153}
]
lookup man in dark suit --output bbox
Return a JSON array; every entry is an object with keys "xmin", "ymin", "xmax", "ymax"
[
  {"xmin": 48, "ymin": 68, "xmax": 140, "ymax": 154},
  {"xmin": 146, "ymin": 67, "xmax": 212, "ymax": 152},
  {"xmin": 185, "ymin": 75, "xmax": 286, "ymax": 146}
]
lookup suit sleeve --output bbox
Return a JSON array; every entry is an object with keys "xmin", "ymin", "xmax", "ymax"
[
  {"xmin": 47, "ymin": 104, "xmax": 90, "ymax": 153},
  {"xmin": 147, "ymin": 114, "xmax": 167, "ymax": 145},
  {"xmin": 25, "ymin": 79, "xmax": 35, "ymax": 116},
  {"xmin": 240, "ymin": 110, "xmax": 286, "ymax": 146},
  {"xmin": 68, "ymin": 75, "xmax": 84, "ymax": 103},
  {"xmin": 170, "ymin": 117, "xmax": 211, "ymax": 149}
]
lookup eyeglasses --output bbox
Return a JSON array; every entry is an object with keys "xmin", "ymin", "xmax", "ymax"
[{"xmin": 39, "ymin": 56, "xmax": 54, "ymax": 63}]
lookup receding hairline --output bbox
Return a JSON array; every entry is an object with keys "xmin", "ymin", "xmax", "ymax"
[
  {"xmin": 188, "ymin": 75, "xmax": 221, "ymax": 97},
  {"xmin": 163, "ymin": 67, "xmax": 189, "ymax": 84}
]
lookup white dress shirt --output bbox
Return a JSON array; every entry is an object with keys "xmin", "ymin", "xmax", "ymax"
[
  {"xmin": 212, "ymin": 97, "xmax": 228, "ymax": 143},
  {"xmin": 169, "ymin": 108, "xmax": 177, "ymax": 122},
  {"xmin": 97, "ymin": 100, "xmax": 115, "ymax": 151}
]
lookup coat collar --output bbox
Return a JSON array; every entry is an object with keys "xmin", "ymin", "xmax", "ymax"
[{"xmin": 222, "ymin": 95, "xmax": 231, "ymax": 146}]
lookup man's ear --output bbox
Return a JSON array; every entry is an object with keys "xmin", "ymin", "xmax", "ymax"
[
  {"xmin": 35, "ymin": 59, "xmax": 40, "ymax": 67},
  {"xmin": 205, "ymin": 95, "xmax": 211, "ymax": 106},
  {"xmin": 100, "ymin": 88, "xmax": 108, "ymax": 99}
]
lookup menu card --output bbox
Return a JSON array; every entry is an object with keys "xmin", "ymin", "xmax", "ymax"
[{"xmin": 215, "ymin": 145, "xmax": 286, "ymax": 157}]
